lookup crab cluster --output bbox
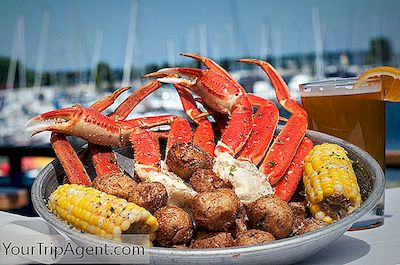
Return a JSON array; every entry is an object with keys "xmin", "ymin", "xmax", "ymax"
[{"xmin": 26, "ymin": 54, "xmax": 321, "ymax": 247}]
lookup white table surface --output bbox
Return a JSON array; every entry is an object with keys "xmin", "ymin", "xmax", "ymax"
[
  {"xmin": 0, "ymin": 188, "xmax": 399, "ymax": 264},
  {"xmin": 298, "ymin": 187, "xmax": 400, "ymax": 265}
]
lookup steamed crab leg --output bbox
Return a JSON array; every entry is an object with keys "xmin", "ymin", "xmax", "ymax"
[
  {"xmin": 110, "ymin": 81, "xmax": 162, "ymax": 121},
  {"xmin": 88, "ymin": 86, "xmax": 131, "ymax": 113},
  {"xmin": 274, "ymin": 137, "xmax": 313, "ymax": 201},
  {"xmin": 130, "ymin": 129, "xmax": 161, "ymax": 174},
  {"xmin": 180, "ymin": 53, "xmax": 239, "ymax": 84},
  {"xmin": 239, "ymin": 59, "xmax": 308, "ymax": 185},
  {"xmin": 237, "ymin": 94, "xmax": 279, "ymax": 165},
  {"xmin": 50, "ymin": 133, "xmax": 92, "ymax": 186},
  {"xmin": 165, "ymin": 117, "xmax": 193, "ymax": 155},
  {"xmin": 173, "ymin": 84, "xmax": 215, "ymax": 157}
]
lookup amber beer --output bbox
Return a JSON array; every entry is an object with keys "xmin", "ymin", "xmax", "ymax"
[
  {"xmin": 300, "ymin": 82, "xmax": 385, "ymax": 168},
  {"xmin": 300, "ymin": 78, "xmax": 385, "ymax": 229}
]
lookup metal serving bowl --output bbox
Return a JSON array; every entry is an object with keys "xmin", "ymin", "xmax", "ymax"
[{"xmin": 31, "ymin": 127, "xmax": 384, "ymax": 264}]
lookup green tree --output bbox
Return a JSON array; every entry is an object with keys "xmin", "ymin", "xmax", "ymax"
[
  {"xmin": 0, "ymin": 57, "xmax": 10, "ymax": 88},
  {"xmin": 144, "ymin": 64, "xmax": 159, "ymax": 75},
  {"xmin": 368, "ymin": 37, "xmax": 392, "ymax": 64},
  {"xmin": 0, "ymin": 57, "xmax": 37, "ymax": 88},
  {"xmin": 130, "ymin": 66, "xmax": 139, "ymax": 79},
  {"xmin": 95, "ymin": 61, "xmax": 114, "ymax": 91}
]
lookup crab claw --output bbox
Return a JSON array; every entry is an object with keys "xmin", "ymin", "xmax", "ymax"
[
  {"xmin": 25, "ymin": 105, "xmax": 82, "ymax": 135},
  {"xmin": 26, "ymin": 105, "xmax": 123, "ymax": 147},
  {"xmin": 145, "ymin": 68, "xmax": 202, "ymax": 88},
  {"xmin": 145, "ymin": 55, "xmax": 253, "ymax": 157}
]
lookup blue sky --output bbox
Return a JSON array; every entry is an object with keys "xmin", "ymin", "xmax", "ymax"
[{"xmin": 0, "ymin": 0, "xmax": 399, "ymax": 71}]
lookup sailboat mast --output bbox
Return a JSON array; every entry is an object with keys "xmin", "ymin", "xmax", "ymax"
[
  {"xmin": 273, "ymin": 29, "xmax": 282, "ymax": 69},
  {"xmin": 229, "ymin": 0, "xmax": 247, "ymax": 56},
  {"xmin": 7, "ymin": 16, "xmax": 25, "ymax": 89},
  {"xmin": 167, "ymin": 40, "xmax": 176, "ymax": 67},
  {"xmin": 19, "ymin": 17, "xmax": 26, "ymax": 88},
  {"xmin": 34, "ymin": 11, "xmax": 50, "ymax": 89},
  {"xmin": 312, "ymin": 7, "xmax": 324, "ymax": 79},
  {"xmin": 259, "ymin": 17, "xmax": 270, "ymax": 60},
  {"xmin": 199, "ymin": 23, "xmax": 208, "ymax": 57},
  {"xmin": 89, "ymin": 30, "xmax": 103, "ymax": 89},
  {"xmin": 122, "ymin": 0, "xmax": 139, "ymax": 87}
]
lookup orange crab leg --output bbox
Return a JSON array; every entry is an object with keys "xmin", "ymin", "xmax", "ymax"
[
  {"xmin": 89, "ymin": 145, "xmax": 120, "ymax": 176},
  {"xmin": 239, "ymin": 59, "xmax": 307, "ymax": 116},
  {"xmin": 89, "ymin": 86, "xmax": 130, "ymax": 113},
  {"xmin": 27, "ymin": 81, "xmax": 182, "ymax": 184},
  {"xmin": 110, "ymin": 80, "xmax": 162, "ymax": 120},
  {"xmin": 130, "ymin": 117, "xmax": 194, "ymax": 172},
  {"xmin": 166, "ymin": 117, "xmax": 193, "ymax": 154},
  {"xmin": 130, "ymin": 128, "xmax": 161, "ymax": 174},
  {"xmin": 274, "ymin": 137, "xmax": 313, "ymax": 201},
  {"xmin": 174, "ymin": 84, "xmax": 215, "ymax": 157},
  {"xmin": 262, "ymin": 113, "xmax": 307, "ymax": 185},
  {"xmin": 237, "ymin": 94, "xmax": 279, "ymax": 165},
  {"xmin": 50, "ymin": 133, "xmax": 92, "ymax": 186},
  {"xmin": 213, "ymin": 96, "xmax": 252, "ymax": 156},
  {"xmin": 180, "ymin": 53, "xmax": 237, "ymax": 84},
  {"xmin": 239, "ymin": 59, "xmax": 308, "ymax": 185}
]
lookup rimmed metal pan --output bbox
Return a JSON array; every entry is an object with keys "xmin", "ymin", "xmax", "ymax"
[{"xmin": 31, "ymin": 127, "xmax": 384, "ymax": 264}]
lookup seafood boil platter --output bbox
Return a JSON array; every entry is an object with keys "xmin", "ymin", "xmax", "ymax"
[{"xmin": 27, "ymin": 54, "xmax": 384, "ymax": 264}]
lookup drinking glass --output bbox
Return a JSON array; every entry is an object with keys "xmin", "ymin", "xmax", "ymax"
[{"xmin": 299, "ymin": 78, "xmax": 385, "ymax": 229}]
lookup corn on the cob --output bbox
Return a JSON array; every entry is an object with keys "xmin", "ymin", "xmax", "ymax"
[
  {"xmin": 48, "ymin": 184, "xmax": 158, "ymax": 241},
  {"xmin": 303, "ymin": 143, "xmax": 362, "ymax": 224}
]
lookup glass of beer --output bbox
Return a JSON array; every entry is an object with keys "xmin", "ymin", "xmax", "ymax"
[{"xmin": 299, "ymin": 78, "xmax": 385, "ymax": 229}]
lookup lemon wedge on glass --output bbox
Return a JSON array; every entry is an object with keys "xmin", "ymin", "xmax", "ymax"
[{"xmin": 358, "ymin": 66, "xmax": 400, "ymax": 102}]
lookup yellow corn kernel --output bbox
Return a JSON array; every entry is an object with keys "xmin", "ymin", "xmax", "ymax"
[
  {"xmin": 315, "ymin": 211, "xmax": 325, "ymax": 221},
  {"xmin": 149, "ymin": 232, "xmax": 157, "ymax": 242},
  {"xmin": 309, "ymin": 204, "xmax": 320, "ymax": 215},
  {"xmin": 323, "ymin": 216, "xmax": 333, "ymax": 224}
]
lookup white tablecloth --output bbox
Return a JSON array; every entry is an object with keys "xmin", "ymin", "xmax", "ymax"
[{"xmin": 0, "ymin": 188, "xmax": 399, "ymax": 264}]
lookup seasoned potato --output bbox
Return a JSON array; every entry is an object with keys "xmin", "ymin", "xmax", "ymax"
[
  {"xmin": 189, "ymin": 169, "xmax": 232, "ymax": 192},
  {"xmin": 166, "ymin": 143, "xmax": 212, "ymax": 180},
  {"xmin": 289, "ymin": 201, "xmax": 308, "ymax": 230},
  {"xmin": 191, "ymin": 232, "xmax": 234, "ymax": 248},
  {"xmin": 192, "ymin": 189, "xmax": 240, "ymax": 231},
  {"xmin": 231, "ymin": 206, "xmax": 248, "ymax": 238},
  {"xmin": 154, "ymin": 205, "xmax": 193, "ymax": 246},
  {"xmin": 234, "ymin": 229, "xmax": 275, "ymax": 246},
  {"xmin": 247, "ymin": 194, "xmax": 294, "ymax": 239},
  {"xmin": 128, "ymin": 182, "xmax": 168, "ymax": 213},
  {"xmin": 295, "ymin": 218, "xmax": 327, "ymax": 236},
  {"xmin": 92, "ymin": 172, "xmax": 136, "ymax": 199}
]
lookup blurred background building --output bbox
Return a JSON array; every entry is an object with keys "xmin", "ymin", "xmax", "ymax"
[{"xmin": 0, "ymin": 0, "xmax": 399, "ymax": 214}]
